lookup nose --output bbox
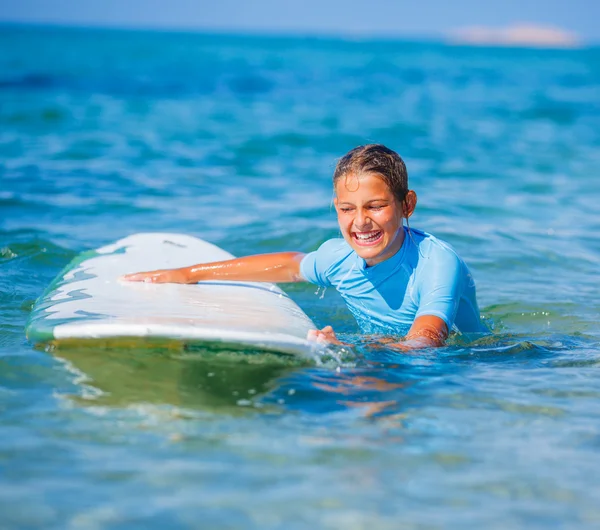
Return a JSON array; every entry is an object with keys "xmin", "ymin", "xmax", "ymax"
[{"xmin": 353, "ymin": 208, "xmax": 371, "ymax": 230}]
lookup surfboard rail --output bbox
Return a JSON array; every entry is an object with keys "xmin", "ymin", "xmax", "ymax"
[{"xmin": 26, "ymin": 233, "xmax": 321, "ymax": 357}]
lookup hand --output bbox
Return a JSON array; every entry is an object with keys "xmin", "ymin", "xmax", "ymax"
[
  {"xmin": 307, "ymin": 325, "xmax": 343, "ymax": 345},
  {"xmin": 120, "ymin": 269, "xmax": 190, "ymax": 284}
]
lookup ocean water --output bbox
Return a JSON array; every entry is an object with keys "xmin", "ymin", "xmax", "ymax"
[{"xmin": 1, "ymin": 24, "xmax": 600, "ymax": 528}]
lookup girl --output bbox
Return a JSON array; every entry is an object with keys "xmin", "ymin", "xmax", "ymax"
[{"xmin": 123, "ymin": 144, "xmax": 484, "ymax": 350}]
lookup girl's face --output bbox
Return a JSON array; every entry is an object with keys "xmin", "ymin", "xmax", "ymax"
[{"xmin": 334, "ymin": 172, "xmax": 415, "ymax": 266}]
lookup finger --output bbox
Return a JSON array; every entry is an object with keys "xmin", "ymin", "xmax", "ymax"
[
  {"xmin": 316, "ymin": 334, "xmax": 330, "ymax": 344},
  {"xmin": 320, "ymin": 326, "xmax": 337, "ymax": 340},
  {"xmin": 307, "ymin": 329, "xmax": 318, "ymax": 341},
  {"xmin": 121, "ymin": 273, "xmax": 146, "ymax": 282}
]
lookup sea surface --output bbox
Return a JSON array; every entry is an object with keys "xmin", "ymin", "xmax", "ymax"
[{"xmin": 1, "ymin": 24, "xmax": 600, "ymax": 529}]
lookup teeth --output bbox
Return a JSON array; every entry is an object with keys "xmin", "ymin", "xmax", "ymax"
[{"xmin": 355, "ymin": 231, "xmax": 381, "ymax": 241}]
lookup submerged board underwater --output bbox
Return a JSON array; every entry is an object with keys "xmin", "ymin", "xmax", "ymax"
[{"xmin": 26, "ymin": 233, "xmax": 321, "ymax": 357}]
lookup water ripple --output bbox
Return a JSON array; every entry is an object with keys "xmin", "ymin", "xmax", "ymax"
[{"xmin": 1, "ymin": 26, "xmax": 600, "ymax": 528}]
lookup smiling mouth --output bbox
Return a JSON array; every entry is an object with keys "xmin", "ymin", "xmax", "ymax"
[{"xmin": 352, "ymin": 230, "xmax": 383, "ymax": 246}]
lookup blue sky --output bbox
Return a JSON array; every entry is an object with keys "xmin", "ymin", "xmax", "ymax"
[{"xmin": 1, "ymin": 0, "xmax": 598, "ymax": 42}]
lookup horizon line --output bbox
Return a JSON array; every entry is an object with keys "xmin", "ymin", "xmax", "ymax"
[{"xmin": 1, "ymin": 19, "xmax": 596, "ymax": 49}]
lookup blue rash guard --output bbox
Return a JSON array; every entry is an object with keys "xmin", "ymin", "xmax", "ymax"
[{"xmin": 300, "ymin": 227, "xmax": 485, "ymax": 335}]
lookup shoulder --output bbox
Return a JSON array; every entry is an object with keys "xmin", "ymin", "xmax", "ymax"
[
  {"xmin": 314, "ymin": 238, "xmax": 354, "ymax": 259},
  {"xmin": 300, "ymin": 238, "xmax": 355, "ymax": 285},
  {"xmin": 412, "ymin": 229, "xmax": 463, "ymax": 265},
  {"xmin": 409, "ymin": 229, "xmax": 467, "ymax": 285},
  {"xmin": 310, "ymin": 238, "xmax": 356, "ymax": 273}
]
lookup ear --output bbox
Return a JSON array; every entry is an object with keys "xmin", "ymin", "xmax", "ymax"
[{"xmin": 402, "ymin": 190, "xmax": 417, "ymax": 219}]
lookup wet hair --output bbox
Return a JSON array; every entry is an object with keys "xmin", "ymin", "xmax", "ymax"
[{"xmin": 333, "ymin": 144, "xmax": 408, "ymax": 203}]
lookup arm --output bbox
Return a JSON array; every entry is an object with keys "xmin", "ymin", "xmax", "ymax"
[
  {"xmin": 379, "ymin": 315, "xmax": 448, "ymax": 351},
  {"xmin": 382, "ymin": 246, "xmax": 462, "ymax": 350},
  {"xmin": 121, "ymin": 252, "xmax": 306, "ymax": 284},
  {"xmin": 308, "ymin": 315, "xmax": 448, "ymax": 351}
]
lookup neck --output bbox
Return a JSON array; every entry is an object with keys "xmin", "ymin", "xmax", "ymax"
[{"xmin": 365, "ymin": 226, "xmax": 406, "ymax": 267}]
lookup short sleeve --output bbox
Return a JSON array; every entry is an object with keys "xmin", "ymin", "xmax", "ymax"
[
  {"xmin": 299, "ymin": 239, "xmax": 348, "ymax": 287},
  {"xmin": 414, "ymin": 248, "xmax": 464, "ymax": 331}
]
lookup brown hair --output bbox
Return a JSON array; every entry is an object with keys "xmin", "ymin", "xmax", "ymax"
[{"xmin": 333, "ymin": 144, "xmax": 408, "ymax": 203}]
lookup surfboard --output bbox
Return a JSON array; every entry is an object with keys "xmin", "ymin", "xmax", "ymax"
[{"xmin": 26, "ymin": 233, "xmax": 321, "ymax": 357}]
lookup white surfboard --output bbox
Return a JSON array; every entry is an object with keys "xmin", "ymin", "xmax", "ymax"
[{"xmin": 26, "ymin": 233, "xmax": 321, "ymax": 357}]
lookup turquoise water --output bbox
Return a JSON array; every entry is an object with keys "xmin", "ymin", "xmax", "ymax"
[{"xmin": 2, "ymin": 24, "xmax": 600, "ymax": 528}]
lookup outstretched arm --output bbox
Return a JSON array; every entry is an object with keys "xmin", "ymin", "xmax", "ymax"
[{"xmin": 121, "ymin": 252, "xmax": 306, "ymax": 284}]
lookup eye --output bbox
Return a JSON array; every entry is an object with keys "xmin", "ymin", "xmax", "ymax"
[
  {"xmin": 339, "ymin": 207, "xmax": 354, "ymax": 213},
  {"xmin": 368, "ymin": 205, "xmax": 384, "ymax": 211}
]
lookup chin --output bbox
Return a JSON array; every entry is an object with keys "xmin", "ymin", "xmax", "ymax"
[{"xmin": 352, "ymin": 243, "xmax": 387, "ymax": 264}]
